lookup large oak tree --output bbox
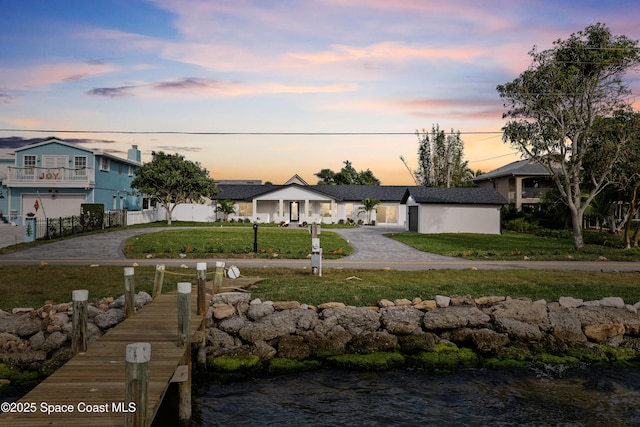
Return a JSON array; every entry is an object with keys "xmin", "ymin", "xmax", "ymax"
[
  {"xmin": 131, "ymin": 152, "xmax": 217, "ymax": 225},
  {"xmin": 497, "ymin": 23, "xmax": 640, "ymax": 249}
]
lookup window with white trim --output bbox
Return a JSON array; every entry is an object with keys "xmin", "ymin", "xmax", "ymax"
[
  {"xmin": 24, "ymin": 155, "xmax": 36, "ymax": 175},
  {"xmin": 100, "ymin": 157, "xmax": 110, "ymax": 171},
  {"xmin": 74, "ymin": 156, "xmax": 87, "ymax": 176}
]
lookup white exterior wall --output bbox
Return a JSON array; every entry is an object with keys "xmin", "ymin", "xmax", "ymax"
[{"xmin": 415, "ymin": 204, "xmax": 502, "ymax": 234}]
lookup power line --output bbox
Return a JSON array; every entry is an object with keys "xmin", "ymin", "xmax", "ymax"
[{"xmin": 0, "ymin": 128, "xmax": 504, "ymax": 136}]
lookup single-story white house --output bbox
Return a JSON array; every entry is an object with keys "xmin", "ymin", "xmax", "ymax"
[
  {"xmin": 215, "ymin": 176, "xmax": 508, "ymax": 233},
  {"xmin": 215, "ymin": 182, "xmax": 409, "ymax": 226},
  {"xmin": 400, "ymin": 187, "xmax": 508, "ymax": 234}
]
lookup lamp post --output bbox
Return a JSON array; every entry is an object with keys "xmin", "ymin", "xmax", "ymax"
[{"xmin": 253, "ymin": 222, "xmax": 258, "ymax": 253}]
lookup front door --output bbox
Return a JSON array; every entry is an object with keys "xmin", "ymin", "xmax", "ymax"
[
  {"xmin": 290, "ymin": 202, "xmax": 299, "ymax": 222},
  {"xmin": 408, "ymin": 206, "xmax": 419, "ymax": 232}
]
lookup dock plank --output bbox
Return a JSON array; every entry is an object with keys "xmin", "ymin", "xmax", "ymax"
[{"xmin": 0, "ymin": 288, "xmax": 207, "ymax": 427}]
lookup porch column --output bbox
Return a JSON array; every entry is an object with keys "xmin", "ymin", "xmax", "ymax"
[
  {"xmin": 304, "ymin": 200, "xmax": 309, "ymax": 222},
  {"xmin": 279, "ymin": 200, "xmax": 283, "ymax": 219},
  {"xmin": 330, "ymin": 199, "xmax": 336, "ymax": 222},
  {"xmin": 252, "ymin": 199, "xmax": 257, "ymax": 222},
  {"xmin": 515, "ymin": 177, "xmax": 523, "ymax": 211}
]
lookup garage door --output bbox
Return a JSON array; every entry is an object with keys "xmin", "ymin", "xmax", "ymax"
[{"xmin": 23, "ymin": 194, "xmax": 87, "ymax": 219}]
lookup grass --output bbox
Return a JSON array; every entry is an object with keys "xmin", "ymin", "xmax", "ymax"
[
  {"xmin": 1, "ymin": 265, "xmax": 639, "ymax": 311},
  {"xmin": 122, "ymin": 227, "xmax": 353, "ymax": 259},
  {"xmin": 388, "ymin": 231, "xmax": 640, "ymax": 261}
]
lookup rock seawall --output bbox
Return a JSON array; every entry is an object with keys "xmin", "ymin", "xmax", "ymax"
[
  {"xmin": 206, "ymin": 293, "xmax": 640, "ymax": 369},
  {"xmin": 2, "ymin": 292, "xmax": 640, "ymax": 391}
]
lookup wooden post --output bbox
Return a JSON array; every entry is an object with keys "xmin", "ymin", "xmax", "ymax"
[
  {"xmin": 177, "ymin": 282, "xmax": 191, "ymax": 347},
  {"xmin": 71, "ymin": 289, "xmax": 88, "ymax": 354},
  {"xmin": 196, "ymin": 262, "xmax": 207, "ymax": 315},
  {"xmin": 213, "ymin": 261, "xmax": 225, "ymax": 295},
  {"xmin": 196, "ymin": 263, "xmax": 207, "ymax": 370},
  {"xmin": 152, "ymin": 264, "xmax": 165, "ymax": 298},
  {"xmin": 177, "ymin": 282, "xmax": 192, "ymax": 426},
  {"xmin": 124, "ymin": 267, "xmax": 135, "ymax": 318},
  {"xmin": 125, "ymin": 342, "xmax": 150, "ymax": 427}
]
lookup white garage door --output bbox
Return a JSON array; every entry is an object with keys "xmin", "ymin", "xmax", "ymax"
[{"xmin": 23, "ymin": 194, "xmax": 87, "ymax": 219}]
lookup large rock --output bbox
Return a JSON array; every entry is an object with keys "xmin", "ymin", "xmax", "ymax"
[
  {"xmin": 494, "ymin": 318, "xmax": 544, "ymax": 341},
  {"xmin": 247, "ymin": 303, "xmax": 275, "ymax": 321},
  {"xmin": 213, "ymin": 292, "xmax": 251, "ymax": 306},
  {"xmin": 547, "ymin": 310, "xmax": 588, "ymax": 344},
  {"xmin": 483, "ymin": 299, "xmax": 548, "ymax": 324},
  {"xmin": 218, "ymin": 317, "xmax": 247, "ymax": 334},
  {"xmin": 471, "ymin": 328, "xmax": 510, "ymax": 353},
  {"xmin": 94, "ymin": 308, "xmax": 126, "ymax": 330},
  {"xmin": 277, "ymin": 335, "xmax": 312, "ymax": 359},
  {"xmin": 41, "ymin": 331, "xmax": 68, "ymax": 352},
  {"xmin": 320, "ymin": 307, "xmax": 380, "ymax": 336},
  {"xmin": 207, "ymin": 328, "xmax": 240, "ymax": 357},
  {"xmin": 583, "ymin": 323, "xmax": 625, "ymax": 343},
  {"xmin": 423, "ymin": 306, "xmax": 490, "ymax": 330},
  {"xmin": 298, "ymin": 323, "xmax": 352, "ymax": 355},
  {"xmin": 346, "ymin": 331, "xmax": 398, "ymax": 354},
  {"xmin": 238, "ymin": 310, "xmax": 315, "ymax": 343},
  {"xmin": 380, "ymin": 306, "xmax": 424, "ymax": 335}
]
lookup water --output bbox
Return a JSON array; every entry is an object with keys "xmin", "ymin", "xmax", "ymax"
[{"xmin": 193, "ymin": 367, "xmax": 640, "ymax": 427}]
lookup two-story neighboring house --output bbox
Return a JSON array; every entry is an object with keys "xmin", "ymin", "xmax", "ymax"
[
  {"xmin": 0, "ymin": 137, "xmax": 142, "ymax": 225},
  {"xmin": 472, "ymin": 159, "xmax": 556, "ymax": 212}
]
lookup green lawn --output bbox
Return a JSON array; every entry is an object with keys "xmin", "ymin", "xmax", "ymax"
[
  {"xmin": 1, "ymin": 265, "xmax": 639, "ymax": 311},
  {"xmin": 388, "ymin": 231, "xmax": 640, "ymax": 261},
  {"xmin": 122, "ymin": 227, "xmax": 353, "ymax": 259}
]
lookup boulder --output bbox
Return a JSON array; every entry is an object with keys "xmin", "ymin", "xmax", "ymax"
[
  {"xmin": 471, "ymin": 328, "xmax": 510, "ymax": 354},
  {"xmin": 212, "ymin": 292, "xmax": 251, "ymax": 306},
  {"xmin": 423, "ymin": 306, "xmax": 490, "ymax": 330},
  {"xmin": 483, "ymin": 299, "xmax": 548, "ymax": 324},
  {"xmin": 494, "ymin": 318, "xmax": 544, "ymax": 341},
  {"xmin": 347, "ymin": 331, "xmax": 398, "ymax": 354},
  {"xmin": 247, "ymin": 303, "xmax": 275, "ymax": 321},
  {"xmin": 547, "ymin": 310, "xmax": 587, "ymax": 344},
  {"xmin": 277, "ymin": 335, "xmax": 312, "ymax": 359},
  {"xmin": 212, "ymin": 303, "xmax": 236, "ymax": 320},
  {"xmin": 94, "ymin": 308, "xmax": 126, "ymax": 330},
  {"xmin": 320, "ymin": 307, "xmax": 380, "ymax": 336},
  {"xmin": 583, "ymin": 323, "xmax": 625, "ymax": 343},
  {"xmin": 380, "ymin": 306, "xmax": 424, "ymax": 335}
]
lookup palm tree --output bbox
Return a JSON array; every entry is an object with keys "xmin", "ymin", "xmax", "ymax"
[
  {"xmin": 215, "ymin": 199, "xmax": 236, "ymax": 222},
  {"xmin": 358, "ymin": 198, "xmax": 381, "ymax": 225}
]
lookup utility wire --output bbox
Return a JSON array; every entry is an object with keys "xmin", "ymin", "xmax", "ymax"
[{"xmin": 0, "ymin": 129, "xmax": 504, "ymax": 136}]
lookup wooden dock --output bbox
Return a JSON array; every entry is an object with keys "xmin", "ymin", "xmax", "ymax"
[{"xmin": 0, "ymin": 288, "xmax": 206, "ymax": 427}]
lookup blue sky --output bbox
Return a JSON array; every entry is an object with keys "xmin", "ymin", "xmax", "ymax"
[{"xmin": 1, "ymin": 0, "xmax": 639, "ymax": 184}]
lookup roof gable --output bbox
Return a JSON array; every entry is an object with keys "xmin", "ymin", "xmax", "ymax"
[
  {"xmin": 15, "ymin": 137, "xmax": 93, "ymax": 154},
  {"xmin": 473, "ymin": 159, "xmax": 551, "ymax": 181}
]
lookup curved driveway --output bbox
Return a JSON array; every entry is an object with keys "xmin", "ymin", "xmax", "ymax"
[{"xmin": 0, "ymin": 225, "xmax": 639, "ymax": 271}]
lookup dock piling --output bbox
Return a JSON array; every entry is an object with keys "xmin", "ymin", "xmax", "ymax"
[
  {"xmin": 71, "ymin": 289, "xmax": 88, "ymax": 354},
  {"xmin": 125, "ymin": 342, "xmax": 150, "ymax": 427}
]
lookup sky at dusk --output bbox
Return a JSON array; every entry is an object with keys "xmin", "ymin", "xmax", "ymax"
[{"xmin": 1, "ymin": 0, "xmax": 639, "ymax": 185}]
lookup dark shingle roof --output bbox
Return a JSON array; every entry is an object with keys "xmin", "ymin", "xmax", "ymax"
[
  {"xmin": 473, "ymin": 159, "xmax": 550, "ymax": 182},
  {"xmin": 216, "ymin": 184, "xmax": 410, "ymax": 202},
  {"xmin": 216, "ymin": 184, "xmax": 507, "ymax": 205},
  {"xmin": 401, "ymin": 187, "xmax": 508, "ymax": 205}
]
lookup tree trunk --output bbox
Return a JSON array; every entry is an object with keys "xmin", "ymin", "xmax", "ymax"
[{"xmin": 569, "ymin": 208, "xmax": 585, "ymax": 250}]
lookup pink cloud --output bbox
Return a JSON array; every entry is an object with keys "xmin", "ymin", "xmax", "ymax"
[{"xmin": 0, "ymin": 61, "xmax": 117, "ymax": 90}]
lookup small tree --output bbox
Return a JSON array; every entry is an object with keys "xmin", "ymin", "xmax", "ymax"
[
  {"xmin": 131, "ymin": 152, "xmax": 217, "ymax": 225},
  {"xmin": 358, "ymin": 198, "xmax": 381, "ymax": 225},
  {"xmin": 215, "ymin": 199, "xmax": 236, "ymax": 222}
]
